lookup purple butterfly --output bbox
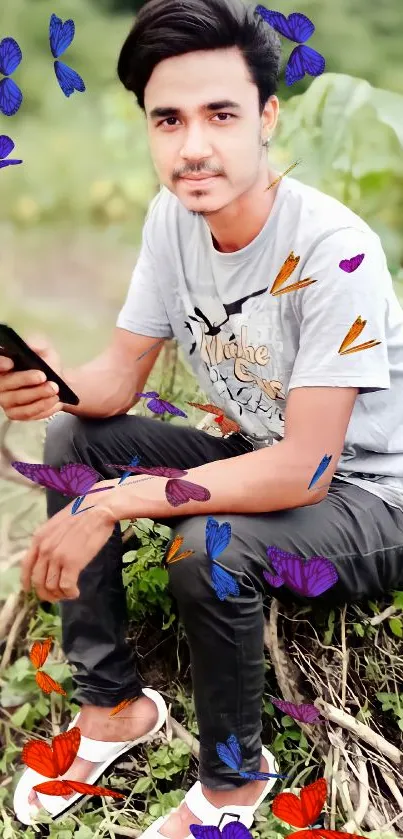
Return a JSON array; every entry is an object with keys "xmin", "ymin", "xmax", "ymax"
[
  {"xmin": 255, "ymin": 7, "xmax": 325, "ymax": 86},
  {"xmin": 0, "ymin": 37, "xmax": 23, "ymax": 116},
  {"xmin": 11, "ymin": 462, "xmax": 113, "ymax": 516},
  {"xmin": 136, "ymin": 391, "xmax": 187, "ymax": 418},
  {"xmin": 263, "ymin": 546, "xmax": 338, "ymax": 597},
  {"xmin": 104, "ymin": 462, "xmax": 211, "ymax": 508},
  {"xmin": 216, "ymin": 734, "xmax": 285, "ymax": 781},
  {"xmin": 339, "ymin": 253, "xmax": 365, "ymax": 273},
  {"xmin": 190, "ymin": 823, "xmax": 253, "ymax": 839},
  {"xmin": 270, "ymin": 697, "xmax": 323, "ymax": 724},
  {"xmin": 0, "ymin": 135, "xmax": 22, "ymax": 168}
]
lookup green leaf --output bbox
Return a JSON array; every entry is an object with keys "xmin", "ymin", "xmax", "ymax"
[
  {"xmin": 389, "ymin": 617, "xmax": 403, "ymax": 637},
  {"xmin": 133, "ymin": 776, "xmax": 153, "ymax": 793},
  {"xmin": 10, "ymin": 702, "xmax": 31, "ymax": 726}
]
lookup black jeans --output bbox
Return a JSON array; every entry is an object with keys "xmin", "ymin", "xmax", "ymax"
[{"xmin": 44, "ymin": 412, "xmax": 403, "ymax": 789}]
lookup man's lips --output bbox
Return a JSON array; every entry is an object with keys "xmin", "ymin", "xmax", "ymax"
[{"xmin": 180, "ymin": 174, "xmax": 219, "ymax": 180}]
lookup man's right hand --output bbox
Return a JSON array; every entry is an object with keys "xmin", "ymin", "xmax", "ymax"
[{"xmin": 0, "ymin": 335, "xmax": 64, "ymax": 421}]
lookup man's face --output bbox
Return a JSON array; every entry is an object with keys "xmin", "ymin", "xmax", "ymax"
[{"xmin": 144, "ymin": 46, "xmax": 278, "ymax": 215}]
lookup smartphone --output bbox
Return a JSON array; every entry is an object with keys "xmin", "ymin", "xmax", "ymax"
[{"xmin": 0, "ymin": 324, "xmax": 80, "ymax": 406}]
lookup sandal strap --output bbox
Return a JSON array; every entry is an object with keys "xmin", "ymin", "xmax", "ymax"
[{"xmin": 184, "ymin": 783, "xmax": 255, "ymax": 830}]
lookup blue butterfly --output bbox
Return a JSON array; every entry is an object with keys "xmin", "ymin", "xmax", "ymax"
[
  {"xmin": 49, "ymin": 14, "xmax": 85, "ymax": 97},
  {"xmin": 0, "ymin": 135, "xmax": 22, "ymax": 169},
  {"xmin": 308, "ymin": 454, "xmax": 332, "ymax": 490},
  {"xmin": 117, "ymin": 454, "xmax": 141, "ymax": 485},
  {"xmin": 255, "ymin": 7, "xmax": 325, "ymax": 86},
  {"xmin": 0, "ymin": 37, "xmax": 23, "ymax": 116},
  {"xmin": 205, "ymin": 517, "xmax": 240, "ymax": 601},
  {"xmin": 216, "ymin": 734, "xmax": 286, "ymax": 781}
]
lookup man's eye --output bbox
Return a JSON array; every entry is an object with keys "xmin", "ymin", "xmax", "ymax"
[{"xmin": 158, "ymin": 113, "xmax": 235, "ymax": 127}]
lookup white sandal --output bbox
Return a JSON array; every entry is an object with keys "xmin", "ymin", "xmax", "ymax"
[
  {"xmin": 138, "ymin": 745, "xmax": 279, "ymax": 838},
  {"xmin": 13, "ymin": 687, "xmax": 168, "ymax": 826}
]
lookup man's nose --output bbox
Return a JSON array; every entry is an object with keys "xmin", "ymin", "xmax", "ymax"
[{"xmin": 179, "ymin": 124, "xmax": 213, "ymax": 160}]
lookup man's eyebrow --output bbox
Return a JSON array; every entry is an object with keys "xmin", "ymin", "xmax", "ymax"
[{"xmin": 149, "ymin": 100, "xmax": 242, "ymax": 119}]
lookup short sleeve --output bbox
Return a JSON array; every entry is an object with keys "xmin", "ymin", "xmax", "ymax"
[
  {"xmin": 116, "ymin": 197, "xmax": 174, "ymax": 339},
  {"xmin": 288, "ymin": 228, "xmax": 391, "ymax": 394}
]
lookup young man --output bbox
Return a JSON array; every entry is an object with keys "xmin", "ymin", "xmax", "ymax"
[{"xmin": 4, "ymin": 0, "xmax": 403, "ymax": 833}]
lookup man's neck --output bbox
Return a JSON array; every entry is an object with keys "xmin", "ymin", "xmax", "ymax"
[{"xmin": 206, "ymin": 167, "xmax": 281, "ymax": 253}]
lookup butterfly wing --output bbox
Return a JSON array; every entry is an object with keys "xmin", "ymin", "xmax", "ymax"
[
  {"xmin": 216, "ymin": 734, "xmax": 242, "ymax": 771},
  {"xmin": 240, "ymin": 770, "xmax": 286, "ymax": 780},
  {"xmin": 263, "ymin": 570, "xmax": 284, "ymax": 588},
  {"xmin": 187, "ymin": 402, "xmax": 223, "ymax": 417},
  {"xmin": 222, "ymin": 825, "xmax": 254, "ymax": 839},
  {"xmin": 211, "ymin": 562, "xmax": 240, "ymax": 601},
  {"xmin": 286, "ymin": 45, "xmax": 325, "ymax": 86},
  {"xmin": 270, "ymin": 252, "xmax": 300, "ymax": 294},
  {"xmin": 0, "ymin": 134, "xmax": 14, "ymax": 159},
  {"xmin": 60, "ymin": 464, "xmax": 100, "ymax": 494},
  {"xmin": 53, "ymin": 727, "xmax": 81, "ymax": 776},
  {"xmin": 0, "ymin": 37, "xmax": 23, "ymax": 75},
  {"xmin": 0, "ymin": 77, "xmax": 23, "ymax": 117},
  {"xmin": 22, "ymin": 740, "xmax": 58, "ymax": 777},
  {"xmin": 165, "ymin": 478, "xmax": 211, "ymax": 507},
  {"xmin": 205, "ymin": 516, "xmax": 232, "ymax": 561},
  {"xmin": 255, "ymin": 9, "xmax": 313, "ymax": 42},
  {"xmin": 308, "ymin": 455, "xmax": 332, "ymax": 490},
  {"xmin": 166, "ymin": 535, "xmax": 194, "ymax": 564},
  {"xmin": 339, "ymin": 254, "xmax": 365, "ymax": 273},
  {"xmin": 159, "ymin": 400, "xmax": 188, "ymax": 418},
  {"xmin": 35, "ymin": 670, "xmax": 67, "ymax": 696},
  {"xmin": 62, "ymin": 779, "xmax": 125, "ymax": 799},
  {"xmin": 271, "ymin": 790, "xmax": 307, "ymax": 827},
  {"xmin": 300, "ymin": 778, "xmax": 328, "ymax": 826},
  {"xmin": 189, "ymin": 827, "xmax": 221, "ymax": 839},
  {"xmin": 49, "ymin": 15, "xmax": 75, "ymax": 59},
  {"xmin": 54, "ymin": 61, "xmax": 85, "ymax": 97},
  {"xmin": 29, "ymin": 637, "xmax": 52, "ymax": 669},
  {"xmin": 33, "ymin": 779, "xmax": 74, "ymax": 796},
  {"xmin": 271, "ymin": 698, "xmax": 321, "ymax": 724},
  {"xmin": 219, "ymin": 416, "xmax": 241, "ymax": 435},
  {"xmin": 109, "ymin": 697, "xmax": 137, "ymax": 717},
  {"xmin": 302, "ymin": 557, "xmax": 338, "ymax": 597},
  {"xmin": 0, "ymin": 158, "xmax": 22, "ymax": 168}
]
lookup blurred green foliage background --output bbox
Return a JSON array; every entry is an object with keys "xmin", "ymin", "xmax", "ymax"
[{"xmin": 0, "ymin": 0, "xmax": 402, "ymax": 366}]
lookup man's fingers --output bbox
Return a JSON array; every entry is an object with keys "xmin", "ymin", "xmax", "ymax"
[
  {"xmin": 31, "ymin": 557, "xmax": 52, "ymax": 597},
  {"xmin": 21, "ymin": 543, "xmax": 40, "ymax": 592},
  {"xmin": 58, "ymin": 567, "xmax": 80, "ymax": 599}
]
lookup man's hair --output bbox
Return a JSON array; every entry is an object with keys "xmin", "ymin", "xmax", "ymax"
[{"xmin": 117, "ymin": 0, "xmax": 282, "ymax": 115}]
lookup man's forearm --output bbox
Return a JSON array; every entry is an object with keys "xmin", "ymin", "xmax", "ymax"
[
  {"xmin": 94, "ymin": 439, "xmax": 330, "ymax": 522},
  {"xmin": 60, "ymin": 355, "xmax": 137, "ymax": 419}
]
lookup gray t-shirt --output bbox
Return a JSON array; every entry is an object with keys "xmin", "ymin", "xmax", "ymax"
[{"xmin": 117, "ymin": 176, "xmax": 403, "ymax": 511}]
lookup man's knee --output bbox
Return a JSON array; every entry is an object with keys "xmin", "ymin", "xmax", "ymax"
[
  {"xmin": 43, "ymin": 412, "xmax": 108, "ymax": 467},
  {"xmin": 44, "ymin": 412, "xmax": 83, "ymax": 467}
]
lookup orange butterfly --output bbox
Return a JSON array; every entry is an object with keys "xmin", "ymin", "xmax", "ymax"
[
  {"xmin": 187, "ymin": 402, "xmax": 241, "ymax": 436},
  {"xmin": 22, "ymin": 727, "xmax": 125, "ymax": 799},
  {"xmin": 266, "ymin": 159, "xmax": 302, "ymax": 191},
  {"xmin": 338, "ymin": 316, "xmax": 381, "ymax": 356},
  {"xmin": 272, "ymin": 777, "xmax": 363, "ymax": 839},
  {"xmin": 165, "ymin": 535, "xmax": 195, "ymax": 566},
  {"xmin": 270, "ymin": 252, "xmax": 317, "ymax": 297},
  {"xmin": 29, "ymin": 637, "xmax": 67, "ymax": 697},
  {"xmin": 109, "ymin": 697, "xmax": 138, "ymax": 717}
]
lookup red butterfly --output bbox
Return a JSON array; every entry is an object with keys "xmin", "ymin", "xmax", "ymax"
[
  {"xmin": 187, "ymin": 402, "xmax": 241, "ymax": 436},
  {"xmin": 22, "ymin": 727, "xmax": 125, "ymax": 799},
  {"xmin": 272, "ymin": 778, "xmax": 363, "ymax": 839},
  {"xmin": 29, "ymin": 638, "xmax": 67, "ymax": 697}
]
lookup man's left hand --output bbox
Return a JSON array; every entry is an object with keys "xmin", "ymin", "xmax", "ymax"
[{"xmin": 21, "ymin": 501, "xmax": 117, "ymax": 602}]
